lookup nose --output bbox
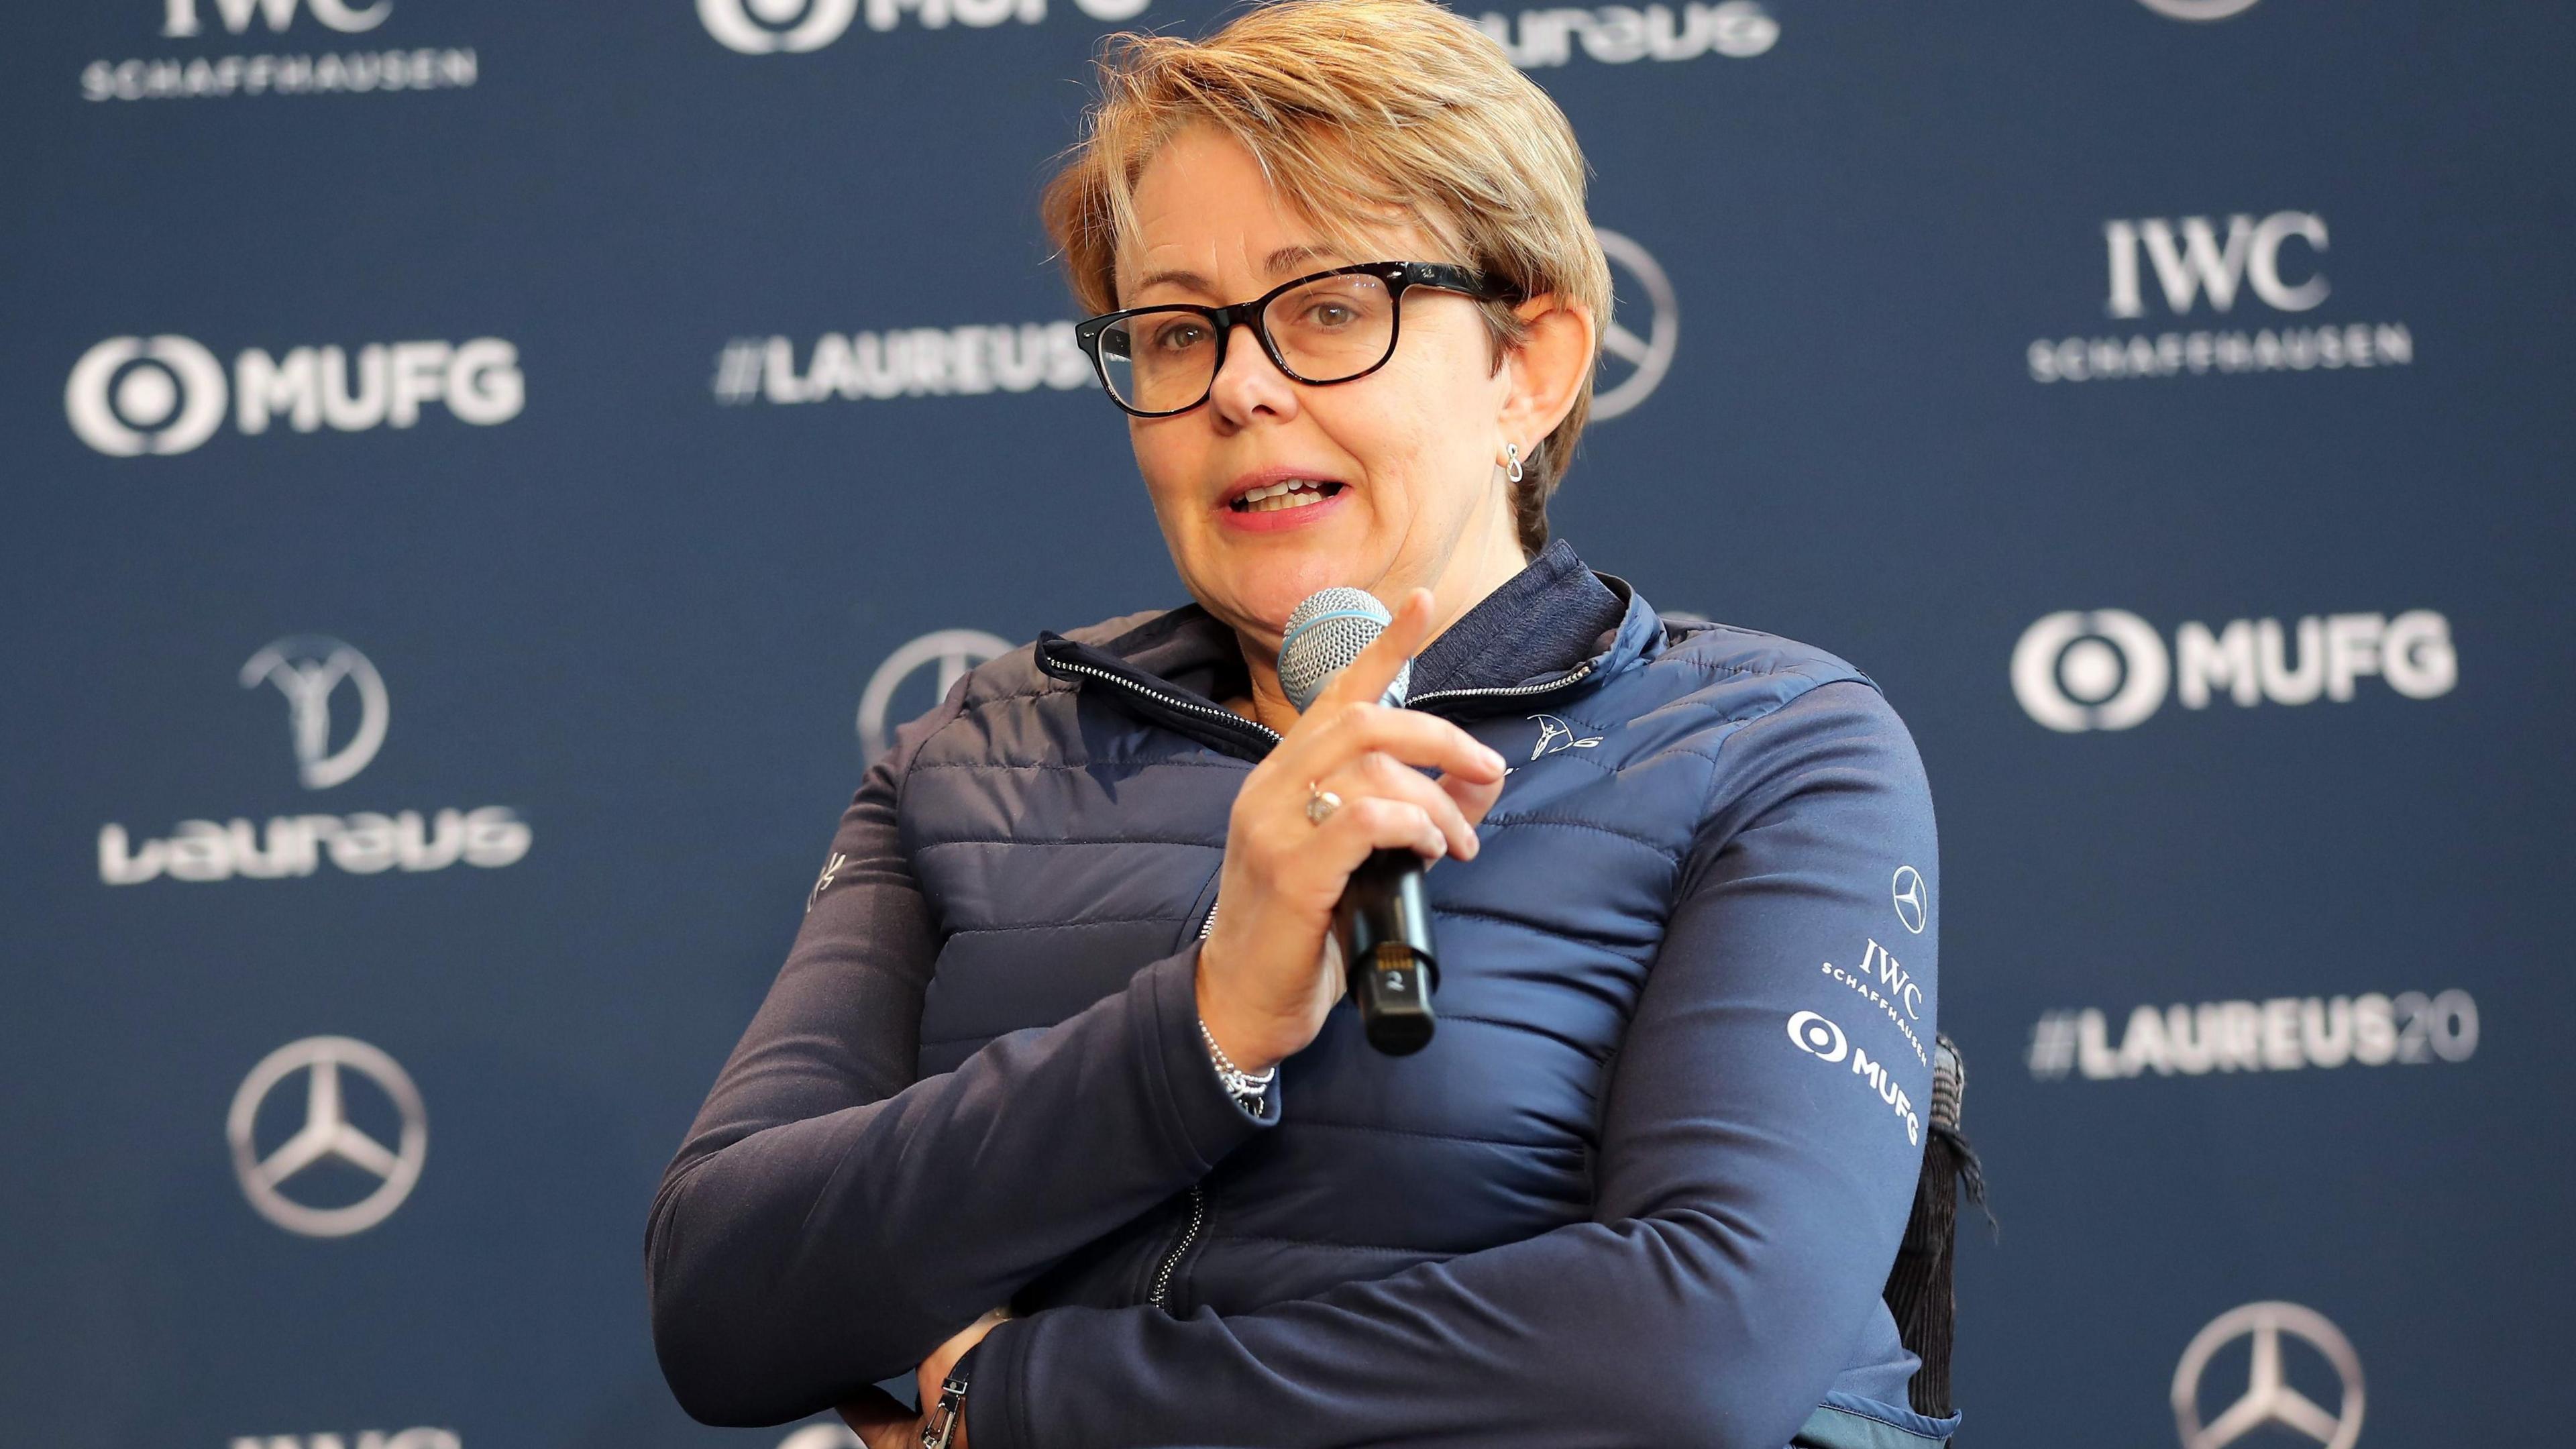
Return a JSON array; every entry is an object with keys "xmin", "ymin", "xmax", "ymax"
[{"xmin": 1203, "ymin": 319, "xmax": 1299, "ymax": 431}]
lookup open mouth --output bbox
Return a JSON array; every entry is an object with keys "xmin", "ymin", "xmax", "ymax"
[{"xmin": 1229, "ymin": 479, "xmax": 1346, "ymax": 515}]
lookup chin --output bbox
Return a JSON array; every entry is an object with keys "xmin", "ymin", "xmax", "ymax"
[{"xmin": 1203, "ymin": 548, "xmax": 1377, "ymax": 641}]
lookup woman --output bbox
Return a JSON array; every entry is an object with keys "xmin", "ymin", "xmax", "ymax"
[{"xmin": 647, "ymin": 1, "xmax": 1949, "ymax": 1445}]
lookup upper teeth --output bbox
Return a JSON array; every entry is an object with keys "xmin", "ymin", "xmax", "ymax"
[
  {"xmin": 1242, "ymin": 479, "xmax": 1329, "ymax": 503},
  {"xmin": 1241, "ymin": 479, "xmax": 1339, "ymax": 508}
]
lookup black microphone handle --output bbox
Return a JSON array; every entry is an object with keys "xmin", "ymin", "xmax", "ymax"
[{"xmin": 1335, "ymin": 848, "xmax": 1439, "ymax": 1056}]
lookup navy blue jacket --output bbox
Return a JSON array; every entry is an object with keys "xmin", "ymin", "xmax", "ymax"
[{"xmin": 647, "ymin": 542, "xmax": 1951, "ymax": 1448}]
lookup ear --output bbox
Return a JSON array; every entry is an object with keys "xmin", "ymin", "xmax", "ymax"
[{"xmin": 1495, "ymin": 294, "xmax": 1597, "ymax": 453}]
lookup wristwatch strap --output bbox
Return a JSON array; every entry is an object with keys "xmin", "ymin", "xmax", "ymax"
[{"xmin": 919, "ymin": 1342, "xmax": 983, "ymax": 1449}]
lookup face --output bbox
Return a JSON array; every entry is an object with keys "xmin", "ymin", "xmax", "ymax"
[{"xmin": 1116, "ymin": 125, "xmax": 1546, "ymax": 655}]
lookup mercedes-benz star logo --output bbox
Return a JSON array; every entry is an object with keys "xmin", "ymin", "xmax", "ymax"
[
  {"xmin": 857, "ymin": 629, "xmax": 1014, "ymax": 762},
  {"xmin": 2137, "ymin": 0, "xmax": 2261, "ymax": 21},
  {"xmin": 1590, "ymin": 229, "xmax": 1678, "ymax": 422},
  {"xmin": 228, "ymin": 1035, "xmax": 427, "ymax": 1238},
  {"xmin": 1891, "ymin": 865, "xmax": 1928, "ymax": 934},
  {"xmin": 241, "ymin": 636, "xmax": 390, "ymax": 790},
  {"xmin": 2172, "ymin": 1301, "xmax": 2365, "ymax": 1449}
]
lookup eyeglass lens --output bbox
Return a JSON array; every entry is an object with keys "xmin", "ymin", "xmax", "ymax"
[{"xmin": 1097, "ymin": 272, "xmax": 1398, "ymax": 414}]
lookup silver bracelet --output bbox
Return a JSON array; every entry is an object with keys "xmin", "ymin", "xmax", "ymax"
[{"xmin": 1199, "ymin": 1017, "xmax": 1276, "ymax": 1117}]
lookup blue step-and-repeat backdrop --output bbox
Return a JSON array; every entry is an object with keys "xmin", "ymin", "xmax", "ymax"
[{"xmin": 5, "ymin": 1, "xmax": 2569, "ymax": 1446}]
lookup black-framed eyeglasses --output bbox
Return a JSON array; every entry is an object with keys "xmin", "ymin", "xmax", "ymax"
[{"xmin": 1073, "ymin": 261, "xmax": 1515, "ymax": 419}]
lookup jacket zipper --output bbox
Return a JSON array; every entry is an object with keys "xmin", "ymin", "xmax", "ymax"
[
  {"xmin": 1040, "ymin": 652, "xmax": 1283, "ymax": 751},
  {"xmin": 1407, "ymin": 659, "xmax": 1598, "ymax": 710},
  {"xmin": 1141, "ymin": 897, "xmax": 1224, "ymax": 1311},
  {"xmin": 1049, "ymin": 640, "xmax": 1599, "ymax": 736},
  {"xmin": 1147, "ymin": 1185, "xmax": 1207, "ymax": 1311},
  {"xmin": 1042, "ymin": 648, "xmax": 1246, "ymax": 1316}
]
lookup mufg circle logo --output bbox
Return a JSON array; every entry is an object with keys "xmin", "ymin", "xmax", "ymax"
[{"xmin": 64, "ymin": 335, "xmax": 229, "ymax": 455}]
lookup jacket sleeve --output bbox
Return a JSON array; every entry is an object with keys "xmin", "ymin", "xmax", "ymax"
[
  {"xmin": 963, "ymin": 679, "xmax": 1939, "ymax": 1449},
  {"xmin": 645, "ymin": 678, "xmax": 1279, "ymax": 1428}
]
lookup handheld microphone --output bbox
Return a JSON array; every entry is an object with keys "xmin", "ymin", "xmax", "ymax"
[{"xmin": 1279, "ymin": 588, "xmax": 1438, "ymax": 1056}]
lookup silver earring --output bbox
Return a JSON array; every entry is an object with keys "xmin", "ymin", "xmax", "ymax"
[{"xmin": 1503, "ymin": 442, "xmax": 1523, "ymax": 484}]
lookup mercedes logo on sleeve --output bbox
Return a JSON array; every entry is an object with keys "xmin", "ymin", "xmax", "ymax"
[
  {"xmin": 1890, "ymin": 865, "xmax": 1928, "ymax": 934},
  {"xmin": 2172, "ymin": 1301, "xmax": 2365, "ymax": 1449},
  {"xmin": 228, "ymin": 1035, "xmax": 427, "ymax": 1238}
]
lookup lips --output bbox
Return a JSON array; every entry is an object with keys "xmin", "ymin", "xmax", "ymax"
[{"xmin": 1215, "ymin": 468, "xmax": 1352, "ymax": 532}]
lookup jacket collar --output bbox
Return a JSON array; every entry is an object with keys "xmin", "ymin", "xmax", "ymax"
[{"xmin": 1034, "ymin": 539, "xmax": 1661, "ymax": 761}]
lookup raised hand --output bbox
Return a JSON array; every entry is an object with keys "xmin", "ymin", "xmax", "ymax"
[{"xmin": 1197, "ymin": 588, "xmax": 1509, "ymax": 1073}]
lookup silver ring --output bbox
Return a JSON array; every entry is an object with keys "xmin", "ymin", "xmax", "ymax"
[{"xmin": 1305, "ymin": 782, "xmax": 1342, "ymax": 826}]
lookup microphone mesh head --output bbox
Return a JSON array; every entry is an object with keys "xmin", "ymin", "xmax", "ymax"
[{"xmin": 1279, "ymin": 588, "xmax": 1411, "ymax": 714}]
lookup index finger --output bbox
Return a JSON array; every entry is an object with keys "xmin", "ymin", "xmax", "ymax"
[{"xmin": 1318, "ymin": 587, "xmax": 1436, "ymax": 708}]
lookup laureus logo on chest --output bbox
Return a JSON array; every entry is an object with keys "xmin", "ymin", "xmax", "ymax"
[{"xmin": 1513, "ymin": 712, "xmax": 1603, "ymax": 771}]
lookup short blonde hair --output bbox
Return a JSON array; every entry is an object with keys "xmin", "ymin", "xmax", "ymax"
[{"xmin": 1041, "ymin": 0, "xmax": 1611, "ymax": 555}]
